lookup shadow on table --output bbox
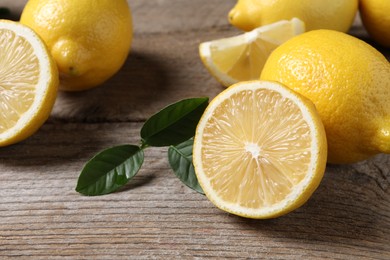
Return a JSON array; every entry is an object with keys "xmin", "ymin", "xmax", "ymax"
[
  {"xmin": 231, "ymin": 161, "xmax": 388, "ymax": 247},
  {"xmin": 51, "ymin": 50, "xmax": 172, "ymax": 122},
  {"xmin": 0, "ymin": 50, "xmax": 173, "ymax": 165},
  {"xmin": 349, "ymin": 24, "xmax": 390, "ymax": 61},
  {"xmin": 0, "ymin": 7, "xmax": 20, "ymax": 21},
  {"xmin": 117, "ymin": 173, "xmax": 157, "ymax": 194}
]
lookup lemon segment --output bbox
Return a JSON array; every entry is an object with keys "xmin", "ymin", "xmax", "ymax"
[
  {"xmin": 0, "ymin": 20, "xmax": 58, "ymax": 146},
  {"xmin": 199, "ymin": 18, "xmax": 305, "ymax": 87},
  {"xmin": 193, "ymin": 81, "xmax": 327, "ymax": 219}
]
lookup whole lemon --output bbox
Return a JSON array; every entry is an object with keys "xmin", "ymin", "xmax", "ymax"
[
  {"xmin": 260, "ymin": 30, "xmax": 390, "ymax": 164},
  {"xmin": 360, "ymin": 0, "xmax": 390, "ymax": 47},
  {"xmin": 229, "ymin": 0, "xmax": 358, "ymax": 32},
  {"xmin": 20, "ymin": 0, "xmax": 133, "ymax": 91}
]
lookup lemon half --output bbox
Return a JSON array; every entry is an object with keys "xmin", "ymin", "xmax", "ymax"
[
  {"xmin": 0, "ymin": 20, "xmax": 58, "ymax": 146},
  {"xmin": 193, "ymin": 81, "xmax": 327, "ymax": 219}
]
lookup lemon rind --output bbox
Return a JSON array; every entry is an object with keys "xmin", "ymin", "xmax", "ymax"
[
  {"xmin": 199, "ymin": 18, "xmax": 305, "ymax": 87},
  {"xmin": 0, "ymin": 20, "xmax": 58, "ymax": 145},
  {"xmin": 193, "ymin": 80, "xmax": 327, "ymax": 219}
]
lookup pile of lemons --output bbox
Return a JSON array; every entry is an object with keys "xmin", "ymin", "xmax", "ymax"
[
  {"xmin": 0, "ymin": 0, "xmax": 132, "ymax": 146},
  {"xmin": 1, "ymin": 0, "xmax": 389, "ymax": 219},
  {"xmin": 196, "ymin": 0, "xmax": 390, "ymax": 219}
]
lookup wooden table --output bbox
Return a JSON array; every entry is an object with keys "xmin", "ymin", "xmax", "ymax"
[{"xmin": 1, "ymin": 1, "xmax": 389, "ymax": 259}]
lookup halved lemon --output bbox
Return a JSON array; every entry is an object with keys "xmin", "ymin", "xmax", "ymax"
[
  {"xmin": 0, "ymin": 20, "xmax": 58, "ymax": 146},
  {"xmin": 199, "ymin": 18, "xmax": 305, "ymax": 87},
  {"xmin": 193, "ymin": 81, "xmax": 327, "ymax": 219}
]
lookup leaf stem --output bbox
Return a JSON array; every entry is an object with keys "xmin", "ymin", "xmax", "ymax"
[
  {"xmin": 140, "ymin": 140, "xmax": 149, "ymax": 150},
  {"xmin": 76, "ymin": 97, "xmax": 208, "ymax": 196}
]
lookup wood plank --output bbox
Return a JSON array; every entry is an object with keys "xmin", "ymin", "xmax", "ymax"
[
  {"xmin": 51, "ymin": 18, "xmax": 390, "ymax": 122},
  {"xmin": 51, "ymin": 30, "xmax": 229, "ymax": 122},
  {"xmin": 0, "ymin": 123, "xmax": 389, "ymax": 258},
  {"xmin": 1, "ymin": 0, "xmax": 237, "ymax": 33},
  {"xmin": 6, "ymin": 0, "xmax": 390, "ymax": 123},
  {"xmin": 0, "ymin": 0, "xmax": 389, "ymax": 258}
]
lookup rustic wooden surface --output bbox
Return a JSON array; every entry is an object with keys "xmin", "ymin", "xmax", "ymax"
[{"xmin": 1, "ymin": 0, "xmax": 389, "ymax": 259}]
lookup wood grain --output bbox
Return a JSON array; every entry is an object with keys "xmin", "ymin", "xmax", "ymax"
[
  {"xmin": 1, "ymin": 123, "xmax": 389, "ymax": 259},
  {"xmin": 1, "ymin": 0, "xmax": 389, "ymax": 259}
]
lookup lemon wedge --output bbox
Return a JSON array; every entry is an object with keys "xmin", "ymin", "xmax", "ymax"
[
  {"xmin": 0, "ymin": 20, "xmax": 58, "ymax": 146},
  {"xmin": 199, "ymin": 18, "xmax": 305, "ymax": 87},
  {"xmin": 193, "ymin": 80, "xmax": 327, "ymax": 219}
]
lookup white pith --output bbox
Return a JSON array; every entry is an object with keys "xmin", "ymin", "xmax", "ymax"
[
  {"xmin": 193, "ymin": 81, "xmax": 322, "ymax": 218},
  {"xmin": 199, "ymin": 18, "xmax": 305, "ymax": 86},
  {"xmin": 0, "ymin": 21, "xmax": 52, "ymax": 141}
]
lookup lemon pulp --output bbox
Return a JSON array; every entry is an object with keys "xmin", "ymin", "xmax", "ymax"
[
  {"xmin": 199, "ymin": 18, "xmax": 304, "ymax": 87},
  {"xmin": 0, "ymin": 20, "xmax": 58, "ymax": 147},
  {"xmin": 194, "ymin": 81, "xmax": 327, "ymax": 218},
  {"xmin": 0, "ymin": 28, "xmax": 38, "ymax": 133}
]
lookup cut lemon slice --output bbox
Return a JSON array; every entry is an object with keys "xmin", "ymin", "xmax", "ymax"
[
  {"xmin": 193, "ymin": 80, "xmax": 327, "ymax": 219},
  {"xmin": 199, "ymin": 18, "xmax": 305, "ymax": 87},
  {"xmin": 0, "ymin": 20, "xmax": 58, "ymax": 146}
]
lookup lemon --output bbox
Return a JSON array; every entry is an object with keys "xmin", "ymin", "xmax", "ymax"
[
  {"xmin": 199, "ymin": 18, "xmax": 305, "ymax": 87},
  {"xmin": 0, "ymin": 20, "xmax": 58, "ymax": 146},
  {"xmin": 193, "ymin": 80, "xmax": 327, "ymax": 219},
  {"xmin": 20, "ymin": 0, "xmax": 132, "ymax": 91},
  {"xmin": 228, "ymin": 0, "xmax": 358, "ymax": 32},
  {"xmin": 260, "ymin": 30, "xmax": 390, "ymax": 164},
  {"xmin": 360, "ymin": 0, "xmax": 390, "ymax": 47}
]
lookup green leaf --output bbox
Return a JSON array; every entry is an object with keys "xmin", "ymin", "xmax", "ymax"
[
  {"xmin": 141, "ymin": 97, "xmax": 208, "ymax": 147},
  {"xmin": 168, "ymin": 138, "xmax": 204, "ymax": 194},
  {"xmin": 76, "ymin": 145, "xmax": 144, "ymax": 196}
]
